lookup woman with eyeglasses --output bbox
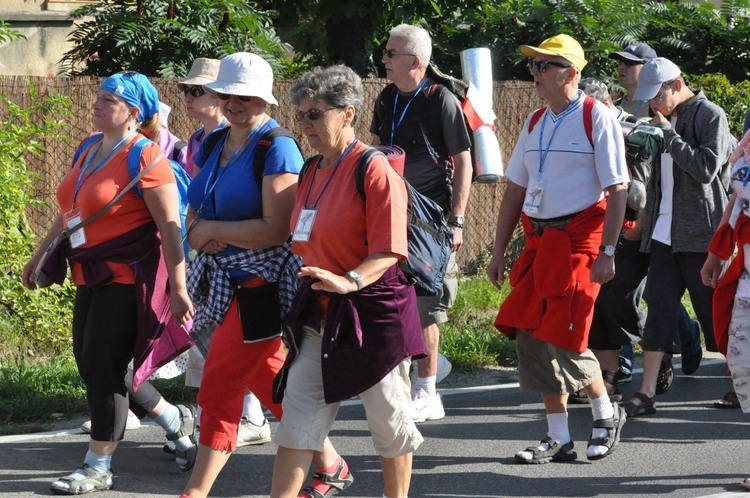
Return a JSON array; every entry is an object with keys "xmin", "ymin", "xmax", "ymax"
[
  {"xmin": 270, "ymin": 64, "xmax": 426, "ymax": 498},
  {"xmin": 179, "ymin": 52, "xmax": 341, "ymax": 498},
  {"xmin": 21, "ymin": 71, "xmax": 194, "ymax": 495}
]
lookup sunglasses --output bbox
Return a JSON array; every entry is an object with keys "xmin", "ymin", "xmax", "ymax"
[
  {"xmin": 216, "ymin": 92, "xmax": 252, "ymax": 102},
  {"xmin": 182, "ymin": 86, "xmax": 206, "ymax": 98},
  {"xmin": 649, "ymin": 80, "xmax": 675, "ymax": 102},
  {"xmin": 528, "ymin": 60, "xmax": 573, "ymax": 73},
  {"xmin": 294, "ymin": 107, "xmax": 340, "ymax": 122},
  {"xmin": 383, "ymin": 49, "xmax": 416, "ymax": 59}
]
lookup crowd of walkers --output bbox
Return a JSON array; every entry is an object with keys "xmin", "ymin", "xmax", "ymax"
[{"xmin": 21, "ymin": 22, "xmax": 750, "ymax": 497}]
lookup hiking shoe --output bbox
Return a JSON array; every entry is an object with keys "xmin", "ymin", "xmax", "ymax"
[
  {"xmin": 515, "ymin": 437, "xmax": 577, "ymax": 464},
  {"xmin": 50, "ymin": 464, "xmax": 113, "ymax": 495},
  {"xmin": 410, "ymin": 389, "xmax": 445, "ymax": 422},
  {"xmin": 81, "ymin": 410, "xmax": 140, "ymax": 434},
  {"xmin": 681, "ymin": 320, "xmax": 703, "ymax": 375},
  {"xmin": 237, "ymin": 418, "xmax": 271, "ymax": 447},
  {"xmin": 656, "ymin": 354, "xmax": 674, "ymax": 395},
  {"xmin": 617, "ymin": 355, "xmax": 633, "ymax": 385}
]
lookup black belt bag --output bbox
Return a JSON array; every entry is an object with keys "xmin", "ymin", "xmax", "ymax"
[{"xmin": 236, "ymin": 281, "xmax": 282, "ymax": 343}]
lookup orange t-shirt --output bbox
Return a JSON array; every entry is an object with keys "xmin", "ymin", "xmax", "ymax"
[
  {"xmin": 56, "ymin": 133, "xmax": 176, "ymax": 285},
  {"xmin": 290, "ymin": 140, "xmax": 409, "ymax": 274}
]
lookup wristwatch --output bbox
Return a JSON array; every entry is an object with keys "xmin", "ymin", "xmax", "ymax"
[
  {"xmin": 448, "ymin": 215, "xmax": 465, "ymax": 229},
  {"xmin": 345, "ymin": 270, "xmax": 364, "ymax": 290},
  {"xmin": 600, "ymin": 244, "xmax": 616, "ymax": 257}
]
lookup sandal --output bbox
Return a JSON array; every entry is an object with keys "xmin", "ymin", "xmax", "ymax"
[
  {"xmin": 624, "ymin": 392, "xmax": 656, "ymax": 417},
  {"xmin": 168, "ymin": 404, "xmax": 198, "ymax": 472},
  {"xmin": 514, "ymin": 436, "xmax": 577, "ymax": 464},
  {"xmin": 50, "ymin": 465, "xmax": 113, "ymax": 495},
  {"xmin": 299, "ymin": 457, "xmax": 354, "ymax": 498},
  {"xmin": 656, "ymin": 354, "xmax": 674, "ymax": 395},
  {"xmin": 714, "ymin": 388, "xmax": 741, "ymax": 409},
  {"xmin": 587, "ymin": 402, "xmax": 626, "ymax": 461}
]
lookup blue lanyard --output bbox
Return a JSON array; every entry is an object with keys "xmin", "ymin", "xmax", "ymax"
[
  {"xmin": 390, "ymin": 79, "xmax": 428, "ymax": 147},
  {"xmin": 73, "ymin": 131, "xmax": 136, "ymax": 204},
  {"xmin": 303, "ymin": 139, "xmax": 358, "ymax": 209},
  {"xmin": 743, "ymin": 164, "xmax": 750, "ymax": 189},
  {"xmin": 632, "ymin": 99, "xmax": 644, "ymax": 116},
  {"xmin": 199, "ymin": 118, "xmax": 265, "ymax": 212},
  {"xmin": 537, "ymin": 91, "xmax": 582, "ymax": 175}
]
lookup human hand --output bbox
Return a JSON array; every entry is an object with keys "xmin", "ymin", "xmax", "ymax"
[
  {"xmin": 486, "ymin": 254, "xmax": 506, "ymax": 290},
  {"xmin": 701, "ymin": 253, "xmax": 724, "ymax": 288},
  {"xmin": 170, "ymin": 289, "xmax": 194, "ymax": 326},
  {"xmin": 300, "ymin": 266, "xmax": 358, "ymax": 294},
  {"xmin": 590, "ymin": 254, "xmax": 615, "ymax": 284}
]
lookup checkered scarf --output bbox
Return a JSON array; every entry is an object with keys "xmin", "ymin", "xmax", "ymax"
[{"xmin": 187, "ymin": 242, "xmax": 301, "ymax": 356}]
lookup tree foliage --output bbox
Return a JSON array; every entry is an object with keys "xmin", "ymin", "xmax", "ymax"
[{"xmin": 60, "ymin": 0, "xmax": 292, "ymax": 78}]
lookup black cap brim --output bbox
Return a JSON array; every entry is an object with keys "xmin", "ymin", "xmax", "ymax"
[{"xmin": 608, "ymin": 51, "xmax": 645, "ymax": 63}]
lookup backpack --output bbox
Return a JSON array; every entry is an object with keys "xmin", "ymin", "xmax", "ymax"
[
  {"xmin": 299, "ymin": 147, "xmax": 453, "ymax": 296},
  {"xmin": 72, "ymin": 133, "xmax": 192, "ymax": 258},
  {"xmin": 201, "ymin": 126, "xmax": 300, "ymax": 188},
  {"xmin": 528, "ymin": 96, "xmax": 597, "ymax": 148}
]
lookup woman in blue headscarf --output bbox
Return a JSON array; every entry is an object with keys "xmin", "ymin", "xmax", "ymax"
[{"xmin": 22, "ymin": 71, "xmax": 194, "ymax": 495}]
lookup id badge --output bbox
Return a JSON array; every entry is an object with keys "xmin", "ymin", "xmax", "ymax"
[
  {"xmin": 523, "ymin": 176, "xmax": 544, "ymax": 215},
  {"xmin": 64, "ymin": 207, "xmax": 87, "ymax": 249},
  {"xmin": 292, "ymin": 208, "xmax": 317, "ymax": 242}
]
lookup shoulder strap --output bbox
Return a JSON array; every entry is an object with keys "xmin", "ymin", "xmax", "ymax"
[
  {"xmin": 253, "ymin": 127, "xmax": 299, "ymax": 187},
  {"xmin": 127, "ymin": 137, "xmax": 152, "ymax": 197},
  {"xmin": 71, "ymin": 133, "xmax": 104, "ymax": 169},
  {"xmin": 172, "ymin": 140, "xmax": 187, "ymax": 162},
  {"xmin": 528, "ymin": 107, "xmax": 547, "ymax": 133},
  {"xmin": 583, "ymin": 96, "xmax": 595, "ymax": 149},
  {"xmin": 298, "ymin": 155, "xmax": 321, "ymax": 185},
  {"xmin": 202, "ymin": 126, "xmax": 231, "ymax": 162},
  {"xmin": 355, "ymin": 147, "xmax": 386, "ymax": 202}
]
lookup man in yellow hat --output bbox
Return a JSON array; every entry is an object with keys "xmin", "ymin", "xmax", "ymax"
[{"xmin": 487, "ymin": 34, "xmax": 629, "ymax": 463}]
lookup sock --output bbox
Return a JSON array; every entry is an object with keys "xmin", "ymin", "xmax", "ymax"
[
  {"xmin": 546, "ymin": 412, "xmax": 571, "ymax": 445},
  {"xmin": 413, "ymin": 374, "xmax": 437, "ymax": 397},
  {"xmin": 587, "ymin": 394, "xmax": 615, "ymax": 458},
  {"xmin": 310, "ymin": 456, "xmax": 348, "ymax": 495},
  {"xmin": 83, "ymin": 450, "xmax": 112, "ymax": 473},
  {"xmin": 242, "ymin": 393, "xmax": 265, "ymax": 426},
  {"xmin": 152, "ymin": 402, "xmax": 182, "ymax": 435}
]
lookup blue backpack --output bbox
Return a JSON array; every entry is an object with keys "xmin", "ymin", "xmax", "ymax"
[
  {"xmin": 71, "ymin": 133, "xmax": 192, "ymax": 258},
  {"xmin": 300, "ymin": 147, "xmax": 453, "ymax": 295}
]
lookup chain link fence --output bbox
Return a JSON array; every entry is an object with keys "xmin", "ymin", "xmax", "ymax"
[{"xmin": 1, "ymin": 76, "xmax": 542, "ymax": 275}]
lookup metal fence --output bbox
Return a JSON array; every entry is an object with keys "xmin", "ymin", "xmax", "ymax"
[{"xmin": 0, "ymin": 76, "xmax": 542, "ymax": 274}]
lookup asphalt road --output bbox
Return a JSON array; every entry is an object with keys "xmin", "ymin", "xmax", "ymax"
[{"xmin": 1, "ymin": 357, "xmax": 749, "ymax": 497}]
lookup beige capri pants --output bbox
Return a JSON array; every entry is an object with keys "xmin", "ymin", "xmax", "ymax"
[{"xmin": 274, "ymin": 326, "xmax": 424, "ymax": 458}]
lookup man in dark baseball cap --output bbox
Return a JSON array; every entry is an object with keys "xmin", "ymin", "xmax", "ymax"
[{"xmin": 609, "ymin": 43, "xmax": 658, "ymax": 120}]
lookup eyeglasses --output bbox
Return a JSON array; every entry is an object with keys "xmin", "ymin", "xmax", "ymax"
[
  {"xmin": 182, "ymin": 86, "xmax": 206, "ymax": 98},
  {"xmin": 294, "ymin": 107, "xmax": 340, "ymax": 122},
  {"xmin": 216, "ymin": 92, "xmax": 252, "ymax": 102},
  {"xmin": 528, "ymin": 60, "xmax": 573, "ymax": 73},
  {"xmin": 620, "ymin": 59, "xmax": 644, "ymax": 67},
  {"xmin": 649, "ymin": 80, "xmax": 675, "ymax": 102},
  {"xmin": 383, "ymin": 49, "xmax": 416, "ymax": 59}
]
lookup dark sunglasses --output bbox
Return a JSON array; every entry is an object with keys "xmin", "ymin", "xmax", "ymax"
[
  {"xmin": 383, "ymin": 49, "xmax": 416, "ymax": 59},
  {"xmin": 620, "ymin": 59, "xmax": 644, "ymax": 67},
  {"xmin": 294, "ymin": 107, "xmax": 340, "ymax": 122},
  {"xmin": 182, "ymin": 86, "xmax": 206, "ymax": 98},
  {"xmin": 216, "ymin": 92, "xmax": 252, "ymax": 102},
  {"xmin": 528, "ymin": 60, "xmax": 573, "ymax": 73}
]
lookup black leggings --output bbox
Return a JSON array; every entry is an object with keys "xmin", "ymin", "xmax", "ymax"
[{"xmin": 73, "ymin": 284, "xmax": 162, "ymax": 440}]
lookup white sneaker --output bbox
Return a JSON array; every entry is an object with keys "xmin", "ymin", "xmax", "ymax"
[
  {"xmin": 81, "ymin": 410, "xmax": 141, "ymax": 434},
  {"xmin": 410, "ymin": 390, "xmax": 445, "ymax": 423},
  {"xmin": 237, "ymin": 418, "xmax": 272, "ymax": 447},
  {"xmin": 410, "ymin": 352, "xmax": 453, "ymax": 395}
]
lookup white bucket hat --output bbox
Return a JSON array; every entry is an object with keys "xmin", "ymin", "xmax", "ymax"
[
  {"xmin": 177, "ymin": 58, "xmax": 221, "ymax": 91},
  {"xmin": 204, "ymin": 53, "xmax": 278, "ymax": 105}
]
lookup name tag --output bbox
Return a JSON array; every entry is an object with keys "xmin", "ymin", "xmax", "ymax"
[
  {"xmin": 64, "ymin": 207, "xmax": 87, "ymax": 249},
  {"xmin": 523, "ymin": 176, "xmax": 544, "ymax": 215},
  {"xmin": 292, "ymin": 208, "xmax": 317, "ymax": 242}
]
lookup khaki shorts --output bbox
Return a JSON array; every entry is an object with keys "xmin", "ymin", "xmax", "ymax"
[
  {"xmin": 417, "ymin": 252, "xmax": 458, "ymax": 325},
  {"xmin": 516, "ymin": 332, "xmax": 601, "ymax": 394},
  {"xmin": 274, "ymin": 327, "xmax": 423, "ymax": 458}
]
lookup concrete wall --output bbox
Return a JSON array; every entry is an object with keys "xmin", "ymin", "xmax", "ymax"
[{"xmin": 0, "ymin": 1, "xmax": 91, "ymax": 76}]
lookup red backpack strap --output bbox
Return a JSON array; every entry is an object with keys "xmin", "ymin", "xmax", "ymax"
[
  {"xmin": 583, "ymin": 96, "xmax": 596, "ymax": 149},
  {"xmin": 528, "ymin": 107, "xmax": 547, "ymax": 133}
]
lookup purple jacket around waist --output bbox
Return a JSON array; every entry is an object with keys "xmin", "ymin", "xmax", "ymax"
[
  {"xmin": 274, "ymin": 264, "xmax": 427, "ymax": 404},
  {"xmin": 41, "ymin": 222, "xmax": 193, "ymax": 391}
]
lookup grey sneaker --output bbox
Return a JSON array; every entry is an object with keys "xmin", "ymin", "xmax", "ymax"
[{"xmin": 237, "ymin": 418, "xmax": 272, "ymax": 447}]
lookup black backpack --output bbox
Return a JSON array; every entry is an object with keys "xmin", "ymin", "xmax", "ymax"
[{"xmin": 300, "ymin": 147, "xmax": 453, "ymax": 295}]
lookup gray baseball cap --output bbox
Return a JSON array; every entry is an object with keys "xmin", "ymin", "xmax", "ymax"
[{"xmin": 632, "ymin": 57, "xmax": 681, "ymax": 101}]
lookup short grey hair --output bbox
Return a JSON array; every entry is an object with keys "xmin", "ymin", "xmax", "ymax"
[
  {"xmin": 389, "ymin": 24, "xmax": 432, "ymax": 69},
  {"xmin": 290, "ymin": 65, "xmax": 364, "ymax": 125},
  {"xmin": 579, "ymin": 77, "xmax": 610, "ymax": 103}
]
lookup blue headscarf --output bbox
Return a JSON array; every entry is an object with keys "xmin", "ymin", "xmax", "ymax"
[{"xmin": 100, "ymin": 71, "xmax": 160, "ymax": 123}]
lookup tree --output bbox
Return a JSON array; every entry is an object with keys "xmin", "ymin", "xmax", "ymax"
[{"xmin": 59, "ymin": 0, "xmax": 292, "ymax": 78}]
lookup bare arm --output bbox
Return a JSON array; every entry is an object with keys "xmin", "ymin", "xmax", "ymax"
[
  {"xmin": 701, "ymin": 191, "xmax": 737, "ymax": 288},
  {"xmin": 22, "ymin": 213, "xmax": 64, "ymax": 289},
  {"xmin": 187, "ymin": 172, "xmax": 298, "ymax": 251},
  {"xmin": 300, "ymin": 252, "xmax": 400, "ymax": 294},
  {"xmin": 590, "ymin": 184, "xmax": 628, "ymax": 284},
  {"xmin": 142, "ymin": 183, "xmax": 194, "ymax": 325},
  {"xmin": 486, "ymin": 181, "xmax": 526, "ymax": 289},
  {"xmin": 449, "ymin": 149, "xmax": 472, "ymax": 252}
]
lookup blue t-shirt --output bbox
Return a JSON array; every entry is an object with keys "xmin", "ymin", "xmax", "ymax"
[{"xmin": 187, "ymin": 119, "xmax": 302, "ymax": 279}]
